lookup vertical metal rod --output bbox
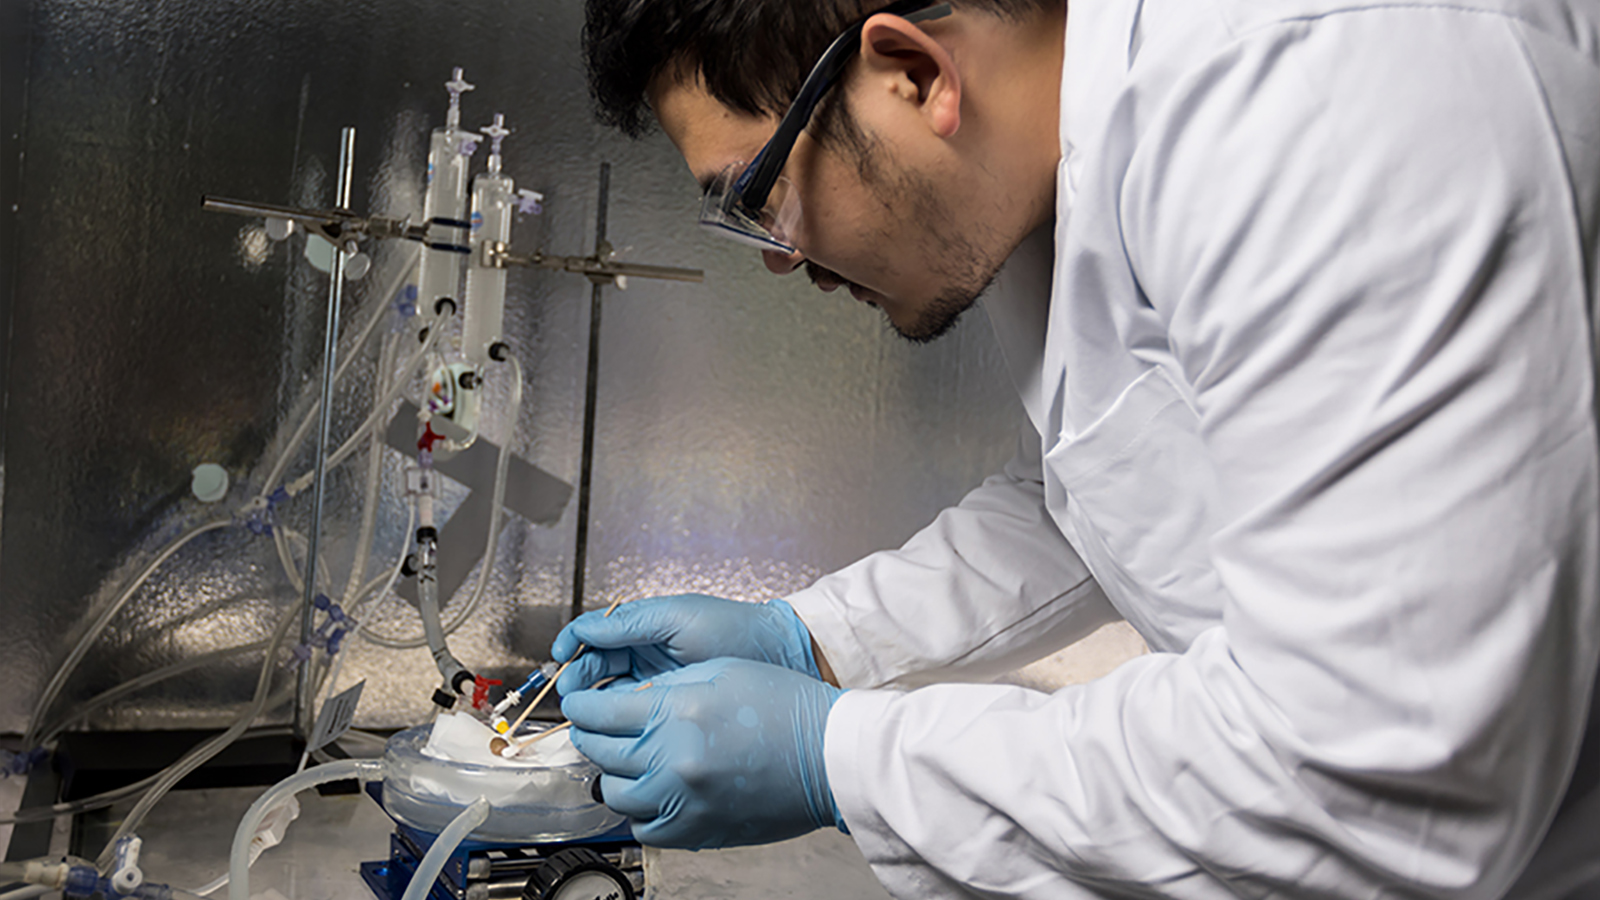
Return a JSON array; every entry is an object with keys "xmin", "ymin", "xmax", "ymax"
[
  {"xmin": 295, "ymin": 126, "xmax": 356, "ymax": 735},
  {"xmin": 570, "ymin": 161, "xmax": 610, "ymax": 624}
]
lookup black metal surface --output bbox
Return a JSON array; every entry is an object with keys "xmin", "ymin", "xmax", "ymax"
[
  {"xmin": 57, "ymin": 727, "xmax": 303, "ymax": 800},
  {"xmin": 570, "ymin": 162, "xmax": 609, "ymax": 624},
  {"xmin": 9, "ymin": 751, "xmax": 62, "ymax": 860}
]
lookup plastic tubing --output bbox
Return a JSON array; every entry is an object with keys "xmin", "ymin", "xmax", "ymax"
[
  {"xmin": 27, "ymin": 253, "xmax": 417, "ymax": 751},
  {"xmin": 294, "ymin": 334, "xmax": 402, "ymax": 736},
  {"xmin": 368, "ymin": 498, "xmax": 416, "ymax": 614},
  {"xmin": 356, "ymin": 355, "xmax": 521, "ymax": 651},
  {"xmin": 355, "ymin": 504, "xmax": 458, "ymax": 650},
  {"xmin": 268, "ymin": 527, "xmax": 335, "ymax": 601},
  {"xmin": 341, "ymin": 330, "xmax": 401, "ymax": 607},
  {"xmin": 399, "ymin": 797, "xmax": 490, "ymax": 900},
  {"xmin": 97, "ymin": 595, "xmax": 304, "ymax": 868},
  {"xmin": 0, "ymin": 682, "xmax": 296, "ymax": 829},
  {"xmin": 37, "ymin": 641, "xmax": 270, "ymax": 745},
  {"xmin": 0, "ymin": 776, "xmax": 155, "ymax": 827},
  {"xmin": 227, "ymin": 758, "xmax": 384, "ymax": 900},
  {"xmin": 299, "ymin": 516, "xmax": 404, "ymax": 772},
  {"xmin": 461, "ymin": 354, "xmax": 522, "ymax": 631},
  {"xmin": 287, "ymin": 323, "xmax": 443, "ymax": 499},
  {"xmin": 0, "ymin": 884, "xmax": 51, "ymax": 900},
  {"xmin": 418, "ymin": 534, "xmax": 470, "ymax": 690},
  {"xmin": 308, "ymin": 497, "xmax": 415, "ymax": 707},
  {"xmin": 259, "ymin": 253, "xmax": 419, "ymax": 497},
  {"xmin": 272, "ymin": 526, "xmax": 304, "ymax": 594},
  {"xmin": 25, "ymin": 519, "xmax": 232, "ymax": 747}
]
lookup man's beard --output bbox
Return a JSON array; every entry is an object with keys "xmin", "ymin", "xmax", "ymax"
[
  {"xmin": 804, "ymin": 154, "xmax": 1007, "ymax": 345},
  {"xmin": 806, "ymin": 259, "xmax": 991, "ymax": 344}
]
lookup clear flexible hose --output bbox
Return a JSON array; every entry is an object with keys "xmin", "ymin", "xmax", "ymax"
[
  {"xmin": 341, "ymin": 331, "xmax": 401, "ymax": 607},
  {"xmin": 417, "ymin": 540, "xmax": 467, "ymax": 688},
  {"xmin": 0, "ymin": 683, "xmax": 296, "ymax": 828},
  {"xmin": 95, "ymin": 595, "xmax": 305, "ymax": 868},
  {"xmin": 271, "ymin": 527, "xmax": 339, "ymax": 602},
  {"xmin": 366, "ymin": 498, "xmax": 417, "ymax": 619},
  {"xmin": 466, "ymin": 354, "xmax": 522, "ymax": 630},
  {"xmin": 0, "ymin": 776, "xmax": 154, "ymax": 827},
  {"xmin": 25, "ymin": 520, "xmax": 232, "ymax": 747},
  {"xmin": 37, "ymin": 641, "xmax": 270, "ymax": 745},
  {"xmin": 226, "ymin": 758, "xmax": 384, "ymax": 900},
  {"xmin": 307, "ymin": 497, "xmax": 415, "ymax": 708},
  {"xmin": 297, "ymin": 513, "xmax": 410, "ymax": 773},
  {"xmin": 15, "ymin": 255, "xmax": 421, "ymax": 848},
  {"xmin": 399, "ymin": 797, "xmax": 490, "ymax": 900},
  {"xmin": 258, "ymin": 254, "xmax": 418, "ymax": 496},
  {"xmin": 292, "ymin": 332, "xmax": 403, "ymax": 731},
  {"xmin": 288, "ymin": 324, "xmax": 442, "ymax": 498}
]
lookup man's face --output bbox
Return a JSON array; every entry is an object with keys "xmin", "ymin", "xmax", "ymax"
[{"xmin": 651, "ymin": 74, "xmax": 1009, "ymax": 343}]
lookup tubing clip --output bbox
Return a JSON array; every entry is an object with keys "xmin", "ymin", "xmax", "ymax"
[{"xmin": 471, "ymin": 675, "xmax": 502, "ymax": 710}]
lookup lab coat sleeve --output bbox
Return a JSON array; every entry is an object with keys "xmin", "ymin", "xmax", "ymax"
[
  {"xmin": 825, "ymin": 10, "xmax": 1600, "ymax": 899},
  {"xmin": 784, "ymin": 420, "xmax": 1119, "ymax": 689}
]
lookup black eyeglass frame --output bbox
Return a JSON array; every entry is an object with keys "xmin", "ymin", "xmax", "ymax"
[{"xmin": 721, "ymin": 0, "xmax": 953, "ymax": 223}]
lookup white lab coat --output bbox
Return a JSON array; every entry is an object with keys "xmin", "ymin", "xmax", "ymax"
[{"xmin": 783, "ymin": 0, "xmax": 1600, "ymax": 896}]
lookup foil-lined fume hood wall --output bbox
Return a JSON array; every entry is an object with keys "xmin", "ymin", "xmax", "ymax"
[{"xmin": 0, "ymin": 0, "xmax": 1024, "ymax": 736}]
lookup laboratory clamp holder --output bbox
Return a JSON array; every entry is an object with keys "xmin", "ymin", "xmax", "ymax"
[
  {"xmin": 198, "ymin": 68, "xmax": 681, "ymax": 896},
  {"xmin": 3, "ymin": 68, "xmax": 701, "ymax": 900},
  {"xmin": 200, "ymin": 67, "xmax": 693, "ymax": 900}
]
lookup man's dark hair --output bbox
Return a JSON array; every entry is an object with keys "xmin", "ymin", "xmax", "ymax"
[{"xmin": 584, "ymin": 0, "xmax": 1052, "ymax": 140}]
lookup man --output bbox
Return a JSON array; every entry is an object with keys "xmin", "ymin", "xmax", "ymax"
[{"xmin": 551, "ymin": 0, "xmax": 1600, "ymax": 895}]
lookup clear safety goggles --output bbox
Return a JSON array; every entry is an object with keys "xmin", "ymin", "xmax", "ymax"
[
  {"xmin": 696, "ymin": 0, "xmax": 952, "ymax": 255},
  {"xmin": 699, "ymin": 164, "xmax": 803, "ymax": 253}
]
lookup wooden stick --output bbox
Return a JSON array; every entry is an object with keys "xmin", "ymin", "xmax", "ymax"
[
  {"xmin": 508, "ymin": 679, "xmax": 652, "ymax": 755},
  {"xmin": 511, "ymin": 720, "xmax": 572, "ymax": 751},
  {"xmin": 498, "ymin": 597, "xmax": 627, "ymax": 740}
]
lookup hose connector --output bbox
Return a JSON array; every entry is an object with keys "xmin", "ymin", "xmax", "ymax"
[{"xmin": 110, "ymin": 836, "xmax": 144, "ymax": 895}]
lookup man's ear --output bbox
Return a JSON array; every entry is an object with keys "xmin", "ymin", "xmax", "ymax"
[{"xmin": 859, "ymin": 13, "xmax": 962, "ymax": 138}]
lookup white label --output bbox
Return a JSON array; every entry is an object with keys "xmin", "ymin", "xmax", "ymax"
[{"xmin": 308, "ymin": 680, "xmax": 365, "ymax": 753}]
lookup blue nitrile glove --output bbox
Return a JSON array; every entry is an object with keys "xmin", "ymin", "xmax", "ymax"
[
  {"xmin": 562, "ymin": 657, "xmax": 845, "ymax": 849},
  {"xmin": 551, "ymin": 594, "xmax": 819, "ymax": 696}
]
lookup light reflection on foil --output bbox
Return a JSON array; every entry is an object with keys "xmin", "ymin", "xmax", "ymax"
[
  {"xmin": 237, "ymin": 224, "xmax": 271, "ymax": 270},
  {"xmin": 5, "ymin": 0, "xmax": 1038, "ymax": 739},
  {"xmin": 589, "ymin": 556, "xmax": 825, "ymax": 610}
]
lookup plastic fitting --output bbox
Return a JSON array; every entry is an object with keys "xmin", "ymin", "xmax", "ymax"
[{"xmin": 110, "ymin": 836, "xmax": 143, "ymax": 895}]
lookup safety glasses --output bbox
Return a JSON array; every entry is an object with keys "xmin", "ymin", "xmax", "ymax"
[{"xmin": 698, "ymin": 0, "xmax": 953, "ymax": 254}]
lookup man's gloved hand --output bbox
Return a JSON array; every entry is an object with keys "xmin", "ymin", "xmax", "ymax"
[
  {"xmin": 551, "ymin": 594, "xmax": 819, "ymax": 695},
  {"xmin": 562, "ymin": 657, "xmax": 845, "ymax": 849}
]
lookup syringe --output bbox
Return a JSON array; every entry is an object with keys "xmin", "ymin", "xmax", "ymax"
[{"xmin": 489, "ymin": 662, "xmax": 558, "ymax": 734}]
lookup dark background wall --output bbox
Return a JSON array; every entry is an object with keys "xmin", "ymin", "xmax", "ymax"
[{"xmin": 0, "ymin": 0, "xmax": 1024, "ymax": 735}]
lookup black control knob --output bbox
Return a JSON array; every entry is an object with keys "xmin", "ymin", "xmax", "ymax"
[{"xmin": 522, "ymin": 848, "xmax": 633, "ymax": 900}]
